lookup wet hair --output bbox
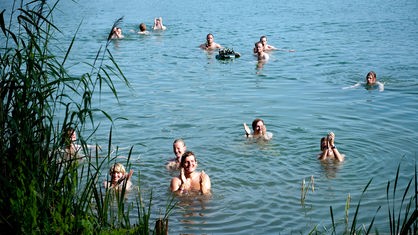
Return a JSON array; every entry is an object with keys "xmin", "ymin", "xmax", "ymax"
[
  {"xmin": 366, "ymin": 71, "xmax": 376, "ymax": 80},
  {"xmin": 320, "ymin": 137, "xmax": 327, "ymax": 150},
  {"xmin": 139, "ymin": 23, "xmax": 146, "ymax": 31},
  {"xmin": 109, "ymin": 163, "xmax": 126, "ymax": 175},
  {"xmin": 62, "ymin": 127, "xmax": 75, "ymax": 146},
  {"xmin": 180, "ymin": 151, "xmax": 196, "ymax": 166},
  {"xmin": 173, "ymin": 138, "xmax": 185, "ymax": 146},
  {"xmin": 260, "ymin": 35, "xmax": 267, "ymax": 41},
  {"xmin": 255, "ymin": 42, "xmax": 264, "ymax": 52},
  {"xmin": 251, "ymin": 118, "xmax": 264, "ymax": 131}
]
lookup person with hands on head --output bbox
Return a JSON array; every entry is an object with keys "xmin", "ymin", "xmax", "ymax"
[
  {"xmin": 153, "ymin": 17, "xmax": 166, "ymax": 30},
  {"xmin": 243, "ymin": 118, "xmax": 273, "ymax": 141},
  {"xmin": 318, "ymin": 132, "xmax": 344, "ymax": 162},
  {"xmin": 170, "ymin": 151, "xmax": 211, "ymax": 195}
]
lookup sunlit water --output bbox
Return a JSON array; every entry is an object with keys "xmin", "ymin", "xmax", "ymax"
[{"xmin": 2, "ymin": 0, "xmax": 418, "ymax": 233}]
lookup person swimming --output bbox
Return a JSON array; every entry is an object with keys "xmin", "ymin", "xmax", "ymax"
[
  {"xmin": 166, "ymin": 139, "xmax": 187, "ymax": 170},
  {"xmin": 170, "ymin": 151, "xmax": 211, "ymax": 195},
  {"xmin": 243, "ymin": 118, "xmax": 273, "ymax": 141},
  {"xmin": 318, "ymin": 132, "xmax": 344, "ymax": 162},
  {"xmin": 200, "ymin": 33, "xmax": 222, "ymax": 51},
  {"xmin": 104, "ymin": 163, "xmax": 134, "ymax": 191},
  {"xmin": 343, "ymin": 71, "xmax": 384, "ymax": 91}
]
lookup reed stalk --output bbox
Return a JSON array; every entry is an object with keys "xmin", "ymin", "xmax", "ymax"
[
  {"xmin": 301, "ymin": 175, "xmax": 315, "ymax": 206},
  {"xmin": 0, "ymin": 1, "xmax": 173, "ymax": 233}
]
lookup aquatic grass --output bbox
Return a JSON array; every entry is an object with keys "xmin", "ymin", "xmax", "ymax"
[
  {"xmin": 0, "ymin": 1, "xmax": 171, "ymax": 234},
  {"xmin": 317, "ymin": 161, "xmax": 417, "ymax": 234},
  {"xmin": 386, "ymin": 163, "xmax": 417, "ymax": 235},
  {"xmin": 301, "ymin": 175, "xmax": 315, "ymax": 206}
]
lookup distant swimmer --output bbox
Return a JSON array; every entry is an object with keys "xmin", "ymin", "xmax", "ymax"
[
  {"xmin": 170, "ymin": 151, "xmax": 211, "ymax": 195},
  {"xmin": 138, "ymin": 23, "xmax": 150, "ymax": 35},
  {"xmin": 153, "ymin": 17, "xmax": 166, "ymax": 30},
  {"xmin": 318, "ymin": 132, "xmax": 344, "ymax": 162},
  {"xmin": 110, "ymin": 27, "xmax": 124, "ymax": 39},
  {"xmin": 243, "ymin": 118, "xmax": 273, "ymax": 141},
  {"xmin": 254, "ymin": 42, "xmax": 269, "ymax": 61},
  {"xmin": 343, "ymin": 71, "xmax": 384, "ymax": 92},
  {"xmin": 254, "ymin": 35, "xmax": 295, "ymax": 53},
  {"xmin": 200, "ymin": 33, "xmax": 222, "ymax": 51}
]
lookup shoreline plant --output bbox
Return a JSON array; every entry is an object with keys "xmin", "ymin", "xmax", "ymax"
[{"xmin": 0, "ymin": 1, "xmax": 173, "ymax": 234}]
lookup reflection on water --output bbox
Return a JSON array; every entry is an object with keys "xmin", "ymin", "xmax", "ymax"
[
  {"xmin": 319, "ymin": 159, "xmax": 343, "ymax": 179},
  {"xmin": 177, "ymin": 195, "xmax": 210, "ymax": 224},
  {"xmin": 16, "ymin": 0, "xmax": 416, "ymax": 233}
]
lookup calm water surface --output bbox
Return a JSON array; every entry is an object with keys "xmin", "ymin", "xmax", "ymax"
[{"xmin": 3, "ymin": 0, "xmax": 418, "ymax": 233}]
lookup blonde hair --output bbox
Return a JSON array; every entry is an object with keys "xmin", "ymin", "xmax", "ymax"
[{"xmin": 109, "ymin": 163, "xmax": 126, "ymax": 175}]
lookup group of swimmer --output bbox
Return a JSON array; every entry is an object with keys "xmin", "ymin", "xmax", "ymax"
[
  {"xmin": 109, "ymin": 16, "xmax": 167, "ymax": 39},
  {"xmin": 164, "ymin": 118, "xmax": 345, "ymax": 196},
  {"xmin": 107, "ymin": 16, "xmax": 295, "ymax": 63},
  {"xmin": 62, "ymin": 70, "xmax": 384, "ymax": 194},
  {"xmin": 100, "ymin": 16, "xmax": 386, "ymax": 194}
]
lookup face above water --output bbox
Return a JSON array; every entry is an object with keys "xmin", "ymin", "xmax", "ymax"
[
  {"xmin": 173, "ymin": 142, "xmax": 186, "ymax": 158},
  {"xmin": 255, "ymin": 120, "xmax": 264, "ymax": 132},
  {"xmin": 366, "ymin": 74, "xmax": 376, "ymax": 85},
  {"xmin": 182, "ymin": 155, "xmax": 197, "ymax": 174},
  {"xmin": 111, "ymin": 171, "xmax": 124, "ymax": 183},
  {"xmin": 206, "ymin": 34, "xmax": 214, "ymax": 44}
]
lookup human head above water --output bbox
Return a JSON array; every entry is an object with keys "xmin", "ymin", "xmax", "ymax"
[
  {"xmin": 173, "ymin": 138, "xmax": 186, "ymax": 158},
  {"xmin": 365, "ymin": 71, "xmax": 376, "ymax": 85},
  {"xmin": 255, "ymin": 42, "xmax": 263, "ymax": 53},
  {"xmin": 109, "ymin": 163, "xmax": 126, "ymax": 175},
  {"xmin": 139, "ymin": 23, "xmax": 146, "ymax": 32},
  {"xmin": 180, "ymin": 151, "xmax": 197, "ymax": 167},
  {"xmin": 259, "ymin": 35, "xmax": 267, "ymax": 45},
  {"xmin": 206, "ymin": 33, "xmax": 214, "ymax": 43},
  {"xmin": 251, "ymin": 118, "xmax": 266, "ymax": 134},
  {"xmin": 63, "ymin": 127, "xmax": 76, "ymax": 146}
]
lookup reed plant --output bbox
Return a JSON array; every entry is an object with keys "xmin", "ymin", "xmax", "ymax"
[
  {"xmin": 301, "ymin": 175, "xmax": 315, "ymax": 206},
  {"xmin": 0, "ymin": 0, "xmax": 173, "ymax": 234},
  {"xmin": 310, "ymin": 162, "xmax": 417, "ymax": 234}
]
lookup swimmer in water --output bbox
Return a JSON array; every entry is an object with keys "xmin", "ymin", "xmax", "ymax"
[
  {"xmin": 104, "ymin": 163, "xmax": 134, "ymax": 191},
  {"xmin": 170, "ymin": 151, "xmax": 211, "ymax": 195},
  {"xmin": 344, "ymin": 71, "xmax": 384, "ymax": 91},
  {"xmin": 243, "ymin": 118, "xmax": 273, "ymax": 140},
  {"xmin": 166, "ymin": 139, "xmax": 187, "ymax": 170},
  {"xmin": 318, "ymin": 132, "xmax": 344, "ymax": 162},
  {"xmin": 153, "ymin": 17, "xmax": 167, "ymax": 30},
  {"xmin": 200, "ymin": 33, "xmax": 222, "ymax": 51}
]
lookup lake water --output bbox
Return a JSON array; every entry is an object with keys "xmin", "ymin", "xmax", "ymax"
[{"xmin": 2, "ymin": 0, "xmax": 418, "ymax": 233}]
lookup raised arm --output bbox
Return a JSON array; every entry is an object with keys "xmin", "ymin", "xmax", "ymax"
[
  {"xmin": 243, "ymin": 123, "xmax": 252, "ymax": 137},
  {"xmin": 318, "ymin": 146, "xmax": 329, "ymax": 160},
  {"xmin": 328, "ymin": 133, "xmax": 344, "ymax": 162}
]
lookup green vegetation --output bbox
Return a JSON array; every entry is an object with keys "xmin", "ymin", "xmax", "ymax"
[
  {"xmin": 0, "ymin": 0, "xmax": 173, "ymax": 234},
  {"xmin": 307, "ymin": 163, "xmax": 417, "ymax": 234}
]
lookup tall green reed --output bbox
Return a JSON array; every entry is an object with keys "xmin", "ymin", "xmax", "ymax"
[
  {"xmin": 1, "ymin": 1, "xmax": 173, "ymax": 234},
  {"xmin": 314, "ymin": 162, "xmax": 417, "ymax": 234}
]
